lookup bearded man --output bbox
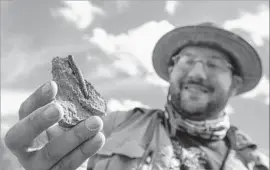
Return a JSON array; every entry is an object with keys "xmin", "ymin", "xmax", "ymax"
[{"xmin": 5, "ymin": 23, "xmax": 269, "ymax": 170}]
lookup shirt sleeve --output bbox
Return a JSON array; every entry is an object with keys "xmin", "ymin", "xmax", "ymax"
[{"xmin": 101, "ymin": 109, "xmax": 135, "ymax": 138}]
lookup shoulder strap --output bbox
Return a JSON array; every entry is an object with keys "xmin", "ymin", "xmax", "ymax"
[
  {"xmin": 227, "ymin": 126, "xmax": 257, "ymax": 150},
  {"xmin": 136, "ymin": 110, "xmax": 161, "ymax": 170},
  {"xmin": 227, "ymin": 126, "xmax": 269, "ymax": 169}
]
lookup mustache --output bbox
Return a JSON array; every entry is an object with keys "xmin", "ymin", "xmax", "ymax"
[{"xmin": 180, "ymin": 78, "xmax": 214, "ymax": 92}]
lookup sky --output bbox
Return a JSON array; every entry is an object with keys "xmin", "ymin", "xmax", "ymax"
[{"xmin": 0, "ymin": 1, "xmax": 269, "ymax": 169}]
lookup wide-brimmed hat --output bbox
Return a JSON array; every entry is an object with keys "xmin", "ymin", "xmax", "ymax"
[{"xmin": 152, "ymin": 22, "xmax": 262, "ymax": 95}]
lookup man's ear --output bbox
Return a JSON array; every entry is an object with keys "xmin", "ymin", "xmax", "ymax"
[
  {"xmin": 168, "ymin": 65, "xmax": 174, "ymax": 74},
  {"xmin": 231, "ymin": 75, "xmax": 243, "ymax": 96}
]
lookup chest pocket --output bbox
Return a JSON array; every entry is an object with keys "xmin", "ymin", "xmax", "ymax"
[{"xmin": 88, "ymin": 110, "xmax": 173, "ymax": 170}]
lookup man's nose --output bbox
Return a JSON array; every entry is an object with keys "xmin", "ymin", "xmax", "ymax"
[{"xmin": 188, "ymin": 62, "xmax": 207, "ymax": 80}]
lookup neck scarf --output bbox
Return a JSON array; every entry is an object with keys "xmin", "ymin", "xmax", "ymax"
[{"xmin": 165, "ymin": 99, "xmax": 230, "ymax": 140}]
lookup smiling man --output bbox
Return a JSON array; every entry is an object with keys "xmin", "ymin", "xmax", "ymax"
[
  {"xmin": 168, "ymin": 45, "xmax": 239, "ymax": 121},
  {"xmin": 5, "ymin": 23, "xmax": 269, "ymax": 170}
]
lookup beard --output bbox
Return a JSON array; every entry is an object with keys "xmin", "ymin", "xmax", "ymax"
[{"xmin": 169, "ymin": 79, "xmax": 233, "ymax": 120}]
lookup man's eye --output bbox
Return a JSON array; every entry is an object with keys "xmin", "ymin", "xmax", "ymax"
[
  {"xmin": 172, "ymin": 56, "xmax": 180, "ymax": 64},
  {"xmin": 186, "ymin": 59, "xmax": 194, "ymax": 65},
  {"xmin": 180, "ymin": 55, "xmax": 194, "ymax": 64},
  {"xmin": 207, "ymin": 62, "xmax": 218, "ymax": 68}
]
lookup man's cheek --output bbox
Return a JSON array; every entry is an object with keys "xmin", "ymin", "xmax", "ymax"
[
  {"xmin": 170, "ymin": 77, "xmax": 182, "ymax": 91},
  {"xmin": 210, "ymin": 76, "xmax": 230, "ymax": 93},
  {"xmin": 219, "ymin": 79, "xmax": 232, "ymax": 93}
]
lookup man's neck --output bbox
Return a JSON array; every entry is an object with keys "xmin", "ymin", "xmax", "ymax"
[
  {"xmin": 170, "ymin": 102, "xmax": 225, "ymax": 121},
  {"xmin": 165, "ymin": 102, "xmax": 231, "ymax": 141}
]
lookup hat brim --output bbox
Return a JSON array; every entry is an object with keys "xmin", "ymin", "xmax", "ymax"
[{"xmin": 152, "ymin": 25, "xmax": 262, "ymax": 95}]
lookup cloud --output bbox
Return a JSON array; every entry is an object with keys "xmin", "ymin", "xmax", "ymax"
[
  {"xmin": 116, "ymin": 0, "xmax": 130, "ymax": 13},
  {"xmin": 1, "ymin": 35, "xmax": 37, "ymax": 85},
  {"xmin": 223, "ymin": 4, "xmax": 269, "ymax": 46},
  {"xmin": 145, "ymin": 73, "xmax": 169, "ymax": 87},
  {"xmin": 89, "ymin": 65, "xmax": 117, "ymax": 80},
  {"xmin": 1, "ymin": 41, "xmax": 92, "ymax": 86},
  {"xmin": 240, "ymin": 75, "xmax": 269, "ymax": 105},
  {"xmin": 1, "ymin": 89, "xmax": 30, "ymax": 138},
  {"xmin": 107, "ymin": 99, "xmax": 150, "ymax": 112},
  {"xmin": 87, "ymin": 20, "xmax": 175, "ymax": 79},
  {"xmin": 112, "ymin": 59, "xmax": 140, "ymax": 76},
  {"xmin": 1, "ymin": 49, "xmax": 30, "ymax": 84},
  {"xmin": 165, "ymin": 1, "xmax": 181, "ymax": 15},
  {"xmin": 225, "ymin": 104, "xmax": 235, "ymax": 115},
  {"xmin": 111, "ymin": 52, "xmax": 144, "ymax": 76},
  {"xmin": 1, "ymin": 89, "xmax": 31, "ymax": 116},
  {"xmin": 87, "ymin": 28, "xmax": 116, "ymax": 55},
  {"xmin": 0, "ymin": 1, "xmax": 10, "ymax": 13},
  {"xmin": 51, "ymin": 1, "xmax": 105, "ymax": 30}
]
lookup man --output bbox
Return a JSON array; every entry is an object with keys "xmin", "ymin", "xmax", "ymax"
[{"xmin": 4, "ymin": 23, "xmax": 269, "ymax": 170}]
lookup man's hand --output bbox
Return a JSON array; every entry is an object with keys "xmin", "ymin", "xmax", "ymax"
[{"xmin": 4, "ymin": 81, "xmax": 105, "ymax": 170}]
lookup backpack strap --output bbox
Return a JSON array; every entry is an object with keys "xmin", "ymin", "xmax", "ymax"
[
  {"xmin": 136, "ymin": 109, "xmax": 163, "ymax": 170},
  {"xmin": 227, "ymin": 126, "xmax": 269, "ymax": 170}
]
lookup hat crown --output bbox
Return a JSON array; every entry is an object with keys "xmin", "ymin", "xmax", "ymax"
[{"xmin": 197, "ymin": 22, "xmax": 218, "ymax": 27}]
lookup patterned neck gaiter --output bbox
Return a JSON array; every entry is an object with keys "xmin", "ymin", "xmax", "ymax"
[{"xmin": 165, "ymin": 97, "xmax": 230, "ymax": 140}]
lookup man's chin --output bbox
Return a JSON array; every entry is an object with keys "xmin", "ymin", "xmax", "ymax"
[
  {"xmin": 180, "ymin": 100, "xmax": 208, "ymax": 117},
  {"xmin": 182, "ymin": 105, "xmax": 205, "ymax": 114},
  {"xmin": 181, "ymin": 93, "xmax": 209, "ymax": 108},
  {"xmin": 179, "ymin": 106, "xmax": 207, "ymax": 120}
]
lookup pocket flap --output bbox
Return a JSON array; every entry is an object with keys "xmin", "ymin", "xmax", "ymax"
[{"xmin": 97, "ymin": 139, "xmax": 145, "ymax": 158}]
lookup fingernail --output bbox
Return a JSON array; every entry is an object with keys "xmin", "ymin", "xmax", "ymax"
[
  {"xmin": 44, "ymin": 103, "xmax": 61, "ymax": 120},
  {"xmin": 85, "ymin": 116, "xmax": 102, "ymax": 131},
  {"xmin": 42, "ymin": 81, "xmax": 51, "ymax": 94},
  {"xmin": 81, "ymin": 132, "xmax": 105, "ymax": 155},
  {"xmin": 93, "ymin": 132, "xmax": 105, "ymax": 145}
]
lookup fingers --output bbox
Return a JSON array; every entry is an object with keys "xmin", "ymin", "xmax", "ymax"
[
  {"xmin": 51, "ymin": 132, "xmax": 105, "ymax": 170},
  {"xmin": 19, "ymin": 81, "xmax": 58, "ymax": 119},
  {"xmin": 33, "ymin": 116, "xmax": 103, "ymax": 170},
  {"xmin": 46, "ymin": 123, "xmax": 66, "ymax": 140},
  {"xmin": 5, "ymin": 102, "xmax": 63, "ymax": 156}
]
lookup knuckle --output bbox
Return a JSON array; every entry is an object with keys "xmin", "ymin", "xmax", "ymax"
[
  {"xmin": 42, "ymin": 145, "xmax": 61, "ymax": 163},
  {"xmin": 79, "ymin": 143, "xmax": 88, "ymax": 156},
  {"xmin": 53, "ymin": 159, "xmax": 73, "ymax": 170},
  {"xmin": 80, "ymin": 132, "xmax": 105, "ymax": 156},
  {"xmin": 26, "ymin": 112, "xmax": 41, "ymax": 130},
  {"xmin": 4, "ymin": 124, "xmax": 21, "ymax": 151},
  {"xmin": 4, "ymin": 127, "xmax": 15, "ymax": 150},
  {"xmin": 72, "ymin": 127, "xmax": 88, "ymax": 142},
  {"xmin": 18, "ymin": 101, "xmax": 27, "ymax": 118}
]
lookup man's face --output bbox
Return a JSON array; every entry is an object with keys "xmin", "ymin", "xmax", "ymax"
[{"xmin": 168, "ymin": 45, "xmax": 240, "ymax": 120}]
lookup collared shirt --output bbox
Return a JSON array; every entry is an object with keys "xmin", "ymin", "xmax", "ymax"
[{"xmin": 87, "ymin": 108, "xmax": 269, "ymax": 170}]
